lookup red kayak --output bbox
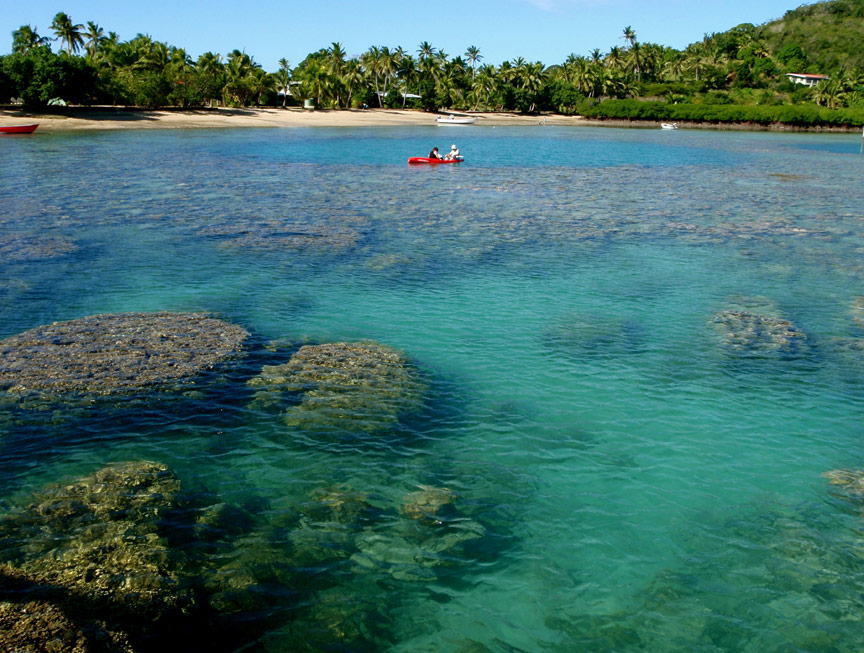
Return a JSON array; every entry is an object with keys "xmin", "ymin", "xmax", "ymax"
[
  {"xmin": 408, "ymin": 156, "xmax": 463, "ymax": 165},
  {"xmin": 0, "ymin": 124, "xmax": 39, "ymax": 134}
]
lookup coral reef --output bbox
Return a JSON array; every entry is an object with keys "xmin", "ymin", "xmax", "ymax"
[
  {"xmin": 0, "ymin": 461, "xmax": 204, "ymax": 650},
  {"xmin": 711, "ymin": 297, "xmax": 808, "ymax": 356},
  {"xmin": 0, "ymin": 312, "xmax": 248, "ymax": 401},
  {"xmin": 0, "ymin": 234, "xmax": 79, "ymax": 262},
  {"xmin": 248, "ymin": 341, "xmax": 426, "ymax": 435}
]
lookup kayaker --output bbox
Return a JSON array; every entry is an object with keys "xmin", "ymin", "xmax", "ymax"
[
  {"xmin": 444, "ymin": 144, "xmax": 460, "ymax": 160},
  {"xmin": 428, "ymin": 147, "xmax": 443, "ymax": 159}
]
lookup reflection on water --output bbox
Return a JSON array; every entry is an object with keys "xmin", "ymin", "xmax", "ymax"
[{"xmin": 1, "ymin": 126, "xmax": 864, "ymax": 650}]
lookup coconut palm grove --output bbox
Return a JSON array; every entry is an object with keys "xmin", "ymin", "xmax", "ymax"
[{"xmin": 3, "ymin": 1, "xmax": 864, "ymax": 127}]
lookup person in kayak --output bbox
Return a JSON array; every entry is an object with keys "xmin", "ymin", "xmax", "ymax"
[
  {"xmin": 444, "ymin": 144, "xmax": 460, "ymax": 160},
  {"xmin": 428, "ymin": 147, "xmax": 443, "ymax": 159}
]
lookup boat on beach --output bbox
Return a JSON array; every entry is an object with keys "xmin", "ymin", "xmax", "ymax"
[
  {"xmin": 0, "ymin": 124, "xmax": 39, "ymax": 134},
  {"xmin": 408, "ymin": 156, "xmax": 464, "ymax": 164},
  {"xmin": 436, "ymin": 114, "xmax": 477, "ymax": 125},
  {"xmin": 660, "ymin": 122, "xmax": 678, "ymax": 130}
]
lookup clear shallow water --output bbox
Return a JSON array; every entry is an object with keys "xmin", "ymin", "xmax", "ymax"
[{"xmin": 2, "ymin": 125, "xmax": 864, "ymax": 651}]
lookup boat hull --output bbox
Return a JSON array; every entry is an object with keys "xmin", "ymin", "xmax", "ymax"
[
  {"xmin": 408, "ymin": 157, "xmax": 463, "ymax": 165},
  {"xmin": 436, "ymin": 117, "xmax": 477, "ymax": 125},
  {"xmin": 0, "ymin": 124, "xmax": 39, "ymax": 134}
]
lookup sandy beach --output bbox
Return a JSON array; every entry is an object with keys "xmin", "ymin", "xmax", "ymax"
[
  {"xmin": 2, "ymin": 106, "xmax": 857, "ymax": 132},
  {"xmin": 0, "ymin": 107, "xmax": 591, "ymax": 131}
]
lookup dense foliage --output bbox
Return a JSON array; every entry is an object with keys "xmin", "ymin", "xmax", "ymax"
[{"xmin": 2, "ymin": 1, "xmax": 864, "ymax": 125}]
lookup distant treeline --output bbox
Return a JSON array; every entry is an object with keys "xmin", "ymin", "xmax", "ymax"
[
  {"xmin": 583, "ymin": 99, "xmax": 864, "ymax": 126},
  {"xmin": 2, "ymin": 4, "xmax": 864, "ymax": 126}
]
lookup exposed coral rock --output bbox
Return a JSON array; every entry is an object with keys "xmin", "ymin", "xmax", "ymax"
[
  {"xmin": 248, "ymin": 341, "xmax": 426, "ymax": 435},
  {"xmin": 0, "ymin": 312, "xmax": 248, "ymax": 400}
]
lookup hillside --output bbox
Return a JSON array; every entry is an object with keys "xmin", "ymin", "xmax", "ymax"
[{"xmin": 756, "ymin": 0, "xmax": 864, "ymax": 73}]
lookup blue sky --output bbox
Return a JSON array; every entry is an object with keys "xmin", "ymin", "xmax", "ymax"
[{"xmin": 3, "ymin": 0, "xmax": 801, "ymax": 71}]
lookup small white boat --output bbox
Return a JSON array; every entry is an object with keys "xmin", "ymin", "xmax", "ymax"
[
  {"xmin": 660, "ymin": 122, "xmax": 679, "ymax": 130},
  {"xmin": 436, "ymin": 114, "xmax": 477, "ymax": 125}
]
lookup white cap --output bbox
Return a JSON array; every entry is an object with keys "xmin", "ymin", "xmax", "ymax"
[{"xmin": 451, "ymin": 144, "xmax": 457, "ymax": 149}]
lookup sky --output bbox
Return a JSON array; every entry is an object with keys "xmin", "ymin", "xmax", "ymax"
[{"xmin": 2, "ymin": 0, "xmax": 803, "ymax": 72}]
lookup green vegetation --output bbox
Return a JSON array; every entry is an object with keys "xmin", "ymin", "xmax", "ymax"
[{"xmin": 2, "ymin": 1, "xmax": 864, "ymax": 127}]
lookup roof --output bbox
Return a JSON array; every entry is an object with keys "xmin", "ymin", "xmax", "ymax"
[{"xmin": 785, "ymin": 73, "xmax": 829, "ymax": 79}]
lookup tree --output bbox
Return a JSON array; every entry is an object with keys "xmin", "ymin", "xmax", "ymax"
[
  {"xmin": 12, "ymin": 25, "xmax": 51, "ymax": 54},
  {"xmin": 275, "ymin": 58, "xmax": 292, "ymax": 107},
  {"xmin": 465, "ymin": 45, "xmax": 482, "ymax": 79},
  {"xmin": 84, "ymin": 22, "xmax": 105, "ymax": 59},
  {"xmin": 50, "ymin": 12, "xmax": 84, "ymax": 55},
  {"xmin": 4, "ymin": 47, "xmax": 98, "ymax": 106}
]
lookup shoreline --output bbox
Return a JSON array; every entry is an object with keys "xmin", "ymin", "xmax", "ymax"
[{"xmin": 1, "ymin": 106, "xmax": 860, "ymax": 133}]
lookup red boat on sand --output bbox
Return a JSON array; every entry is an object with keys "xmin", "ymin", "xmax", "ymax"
[
  {"xmin": 0, "ymin": 124, "xmax": 39, "ymax": 134},
  {"xmin": 408, "ymin": 156, "xmax": 463, "ymax": 165}
]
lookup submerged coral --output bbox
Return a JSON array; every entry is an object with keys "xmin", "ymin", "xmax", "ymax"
[
  {"xmin": 248, "ymin": 341, "xmax": 426, "ymax": 436},
  {"xmin": 0, "ymin": 312, "xmax": 248, "ymax": 401},
  {"xmin": 711, "ymin": 298, "xmax": 808, "ymax": 356},
  {"xmin": 852, "ymin": 297, "xmax": 864, "ymax": 328},
  {"xmin": 0, "ymin": 461, "xmax": 203, "ymax": 651},
  {"xmin": 200, "ymin": 222, "xmax": 361, "ymax": 251},
  {"xmin": 0, "ymin": 564, "xmax": 135, "ymax": 653},
  {"xmin": 0, "ymin": 234, "xmax": 79, "ymax": 262},
  {"xmin": 543, "ymin": 313, "xmax": 645, "ymax": 359}
]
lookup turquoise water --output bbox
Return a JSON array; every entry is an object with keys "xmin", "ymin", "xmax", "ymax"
[{"xmin": 2, "ymin": 125, "xmax": 864, "ymax": 651}]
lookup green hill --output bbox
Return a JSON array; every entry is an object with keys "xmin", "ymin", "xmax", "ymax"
[{"xmin": 756, "ymin": 0, "xmax": 864, "ymax": 73}]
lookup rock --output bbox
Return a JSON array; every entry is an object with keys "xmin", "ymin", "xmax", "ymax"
[
  {"xmin": 0, "ymin": 234, "xmax": 79, "ymax": 262},
  {"xmin": 0, "ymin": 564, "xmax": 135, "ymax": 653},
  {"xmin": 824, "ymin": 469, "xmax": 864, "ymax": 501},
  {"xmin": 200, "ymin": 222, "xmax": 360, "ymax": 251},
  {"xmin": 852, "ymin": 297, "xmax": 864, "ymax": 328},
  {"xmin": 0, "ymin": 461, "xmax": 194, "ymax": 622},
  {"xmin": 248, "ymin": 341, "xmax": 426, "ymax": 436},
  {"xmin": 400, "ymin": 485, "xmax": 456, "ymax": 524},
  {"xmin": 711, "ymin": 298, "xmax": 807, "ymax": 356},
  {"xmin": 0, "ymin": 312, "xmax": 248, "ymax": 402}
]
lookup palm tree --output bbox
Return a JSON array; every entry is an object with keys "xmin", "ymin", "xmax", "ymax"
[
  {"xmin": 276, "ymin": 58, "xmax": 292, "ymax": 107},
  {"xmin": 197, "ymin": 51, "xmax": 225, "ymax": 107},
  {"xmin": 361, "ymin": 46, "xmax": 383, "ymax": 106},
  {"xmin": 418, "ymin": 41, "xmax": 437, "ymax": 61},
  {"xmin": 622, "ymin": 26, "xmax": 636, "ymax": 48},
  {"xmin": 606, "ymin": 46, "xmax": 624, "ymax": 72},
  {"xmin": 50, "ymin": 12, "xmax": 84, "ymax": 54},
  {"xmin": 397, "ymin": 54, "xmax": 419, "ymax": 106},
  {"xmin": 465, "ymin": 45, "xmax": 482, "ymax": 80},
  {"xmin": 662, "ymin": 53, "xmax": 686, "ymax": 81},
  {"xmin": 628, "ymin": 41, "xmax": 643, "ymax": 81},
  {"xmin": 341, "ymin": 60, "xmax": 365, "ymax": 108},
  {"xmin": 327, "ymin": 43, "xmax": 347, "ymax": 106},
  {"xmin": 11, "ymin": 25, "xmax": 50, "ymax": 53},
  {"xmin": 471, "ymin": 64, "xmax": 497, "ymax": 110},
  {"xmin": 84, "ymin": 21, "xmax": 105, "ymax": 60}
]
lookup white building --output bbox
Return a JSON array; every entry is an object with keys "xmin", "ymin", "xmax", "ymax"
[{"xmin": 786, "ymin": 73, "xmax": 829, "ymax": 87}]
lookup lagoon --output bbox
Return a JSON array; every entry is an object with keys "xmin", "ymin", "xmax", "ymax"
[{"xmin": 2, "ymin": 126, "xmax": 864, "ymax": 651}]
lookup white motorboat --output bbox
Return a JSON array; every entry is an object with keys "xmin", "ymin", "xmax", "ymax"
[
  {"xmin": 660, "ymin": 122, "xmax": 679, "ymax": 130},
  {"xmin": 436, "ymin": 114, "xmax": 477, "ymax": 125}
]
